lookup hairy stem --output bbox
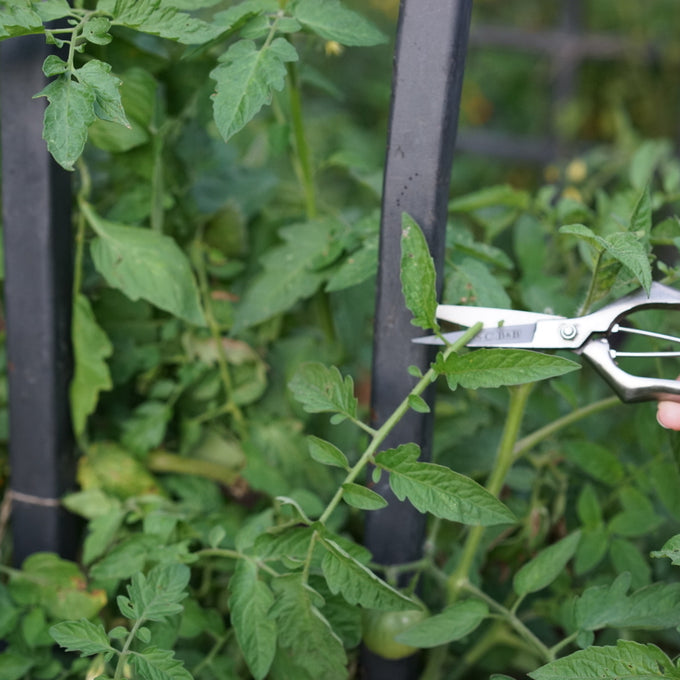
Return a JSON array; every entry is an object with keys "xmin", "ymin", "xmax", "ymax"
[
  {"xmin": 578, "ymin": 249, "xmax": 604, "ymax": 316},
  {"xmin": 114, "ymin": 617, "xmax": 145, "ymax": 680}
]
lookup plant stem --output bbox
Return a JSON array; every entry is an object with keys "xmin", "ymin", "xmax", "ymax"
[
  {"xmin": 317, "ymin": 324, "xmax": 482, "ymax": 526},
  {"xmin": 549, "ymin": 630, "xmax": 579, "ymax": 657},
  {"xmin": 462, "ymin": 580, "xmax": 552, "ymax": 663},
  {"xmin": 150, "ymin": 130, "xmax": 165, "ymax": 232},
  {"xmin": 114, "ymin": 617, "xmax": 145, "ymax": 680},
  {"xmin": 513, "ymin": 395, "xmax": 619, "ymax": 459},
  {"xmin": 578, "ymin": 250, "xmax": 604, "ymax": 316},
  {"xmin": 72, "ymin": 208, "xmax": 87, "ymax": 300},
  {"xmin": 193, "ymin": 241, "xmax": 246, "ymax": 435},
  {"xmin": 192, "ymin": 632, "xmax": 232, "ymax": 675},
  {"xmin": 196, "ymin": 548, "xmax": 279, "ymax": 577},
  {"xmin": 286, "ymin": 61, "xmax": 317, "ymax": 219},
  {"xmin": 447, "ymin": 382, "xmax": 534, "ymax": 601}
]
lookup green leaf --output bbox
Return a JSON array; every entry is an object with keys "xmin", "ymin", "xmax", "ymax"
[
  {"xmin": 513, "ymin": 531, "xmax": 581, "ymax": 597},
  {"xmin": 319, "ymin": 537, "xmax": 415, "ymax": 610},
  {"xmin": 270, "ymin": 574, "xmax": 347, "ymax": 680},
  {"xmin": 34, "ymin": 0, "xmax": 72, "ymax": 22},
  {"xmin": 564, "ymin": 440, "xmax": 625, "ymax": 485},
  {"xmin": 395, "ymin": 600, "xmax": 488, "ymax": 648},
  {"xmin": 376, "ymin": 444, "xmax": 516, "ymax": 526},
  {"xmin": 211, "ymin": 38, "xmax": 298, "ymax": 143},
  {"xmin": 444, "ymin": 257, "xmax": 511, "ymax": 308},
  {"xmin": 34, "ymin": 75, "xmax": 96, "ymax": 171},
  {"xmin": 602, "ymin": 231, "xmax": 652, "ymax": 294},
  {"xmin": 630, "ymin": 185, "xmax": 653, "ymax": 234},
  {"xmin": 434, "ymin": 349, "xmax": 580, "ymax": 390},
  {"xmin": 50, "ymin": 619, "xmax": 113, "ymax": 657},
  {"xmin": 528, "ymin": 640, "xmax": 679, "ymax": 680},
  {"xmin": 650, "ymin": 460, "xmax": 680, "ymax": 521},
  {"xmin": 83, "ymin": 512, "xmax": 127, "ymax": 565},
  {"xmin": 0, "ymin": 2, "xmax": 42, "ymax": 39},
  {"xmin": 341, "ymin": 483, "xmax": 387, "ymax": 510},
  {"xmin": 42, "ymin": 55, "xmax": 67, "ymax": 77},
  {"xmin": 307, "ymin": 436, "xmax": 350, "ymax": 470},
  {"xmin": 325, "ymin": 237, "xmax": 378, "ymax": 292},
  {"xmin": 228, "ymin": 560, "xmax": 277, "ymax": 680},
  {"xmin": 610, "ymin": 538, "xmax": 652, "ymax": 590},
  {"xmin": 608, "ymin": 486, "xmax": 662, "ymax": 538},
  {"xmin": 70, "ymin": 294, "xmax": 113, "ymax": 438},
  {"xmin": 212, "ymin": 0, "xmax": 278, "ymax": 35},
  {"xmin": 448, "ymin": 185, "xmax": 530, "ymax": 213},
  {"xmin": 401, "ymin": 213, "xmax": 439, "ymax": 331},
  {"xmin": 575, "ymin": 574, "xmax": 680, "ymax": 631},
  {"xmin": 76, "ymin": 59, "xmax": 129, "ymax": 126},
  {"xmin": 576, "ymin": 483, "xmax": 602, "ymax": 528},
  {"xmin": 293, "ymin": 0, "xmax": 387, "ymax": 46},
  {"xmin": 120, "ymin": 401, "xmax": 171, "ymax": 456},
  {"xmin": 651, "ymin": 533, "xmax": 680, "ymax": 565},
  {"xmin": 130, "ymin": 647, "xmax": 193, "ymax": 680},
  {"xmin": 233, "ymin": 219, "xmax": 339, "ymax": 329},
  {"xmin": 104, "ymin": 0, "xmax": 222, "ymax": 44},
  {"xmin": 630, "ymin": 140, "xmax": 672, "ymax": 191},
  {"xmin": 407, "ymin": 394, "xmax": 430, "ymax": 413},
  {"xmin": 574, "ymin": 526, "xmax": 608, "ymax": 575},
  {"xmin": 82, "ymin": 15, "xmax": 113, "ymax": 44},
  {"xmin": 560, "ymin": 224, "xmax": 652, "ymax": 293},
  {"xmin": 0, "ymin": 652, "xmax": 33, "ymax": 680},
  {"xmin": 288, "ymin": 362, "xmax": 358, "ymax": 422},
  {"xmin": 123, "ymin": 563, "xmax": 190, "ymax": 623},
  {"xmin": 559, "ymin": 223, "xmax": 605, "ymax": 252},
  {"xmin": 82, "ymin": 202, "xmax": 206, "ymax": 326}
]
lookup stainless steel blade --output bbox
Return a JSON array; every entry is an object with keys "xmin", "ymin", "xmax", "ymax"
[
  {"xmin": 413, "ymin": 323, "xmax": 538, "ymax": 346},
  {"xmin": 435, "ymin": 304, "xmax": 563, "ymax": 328}
]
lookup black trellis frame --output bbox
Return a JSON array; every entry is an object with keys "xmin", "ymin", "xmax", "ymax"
[
  {"xmin": 0, "ymin": 36, "xmax": 78, "ymax": 566},
  {"xmin": 362, "ymin": 1, "xmax": 473, "ymax": 678}
]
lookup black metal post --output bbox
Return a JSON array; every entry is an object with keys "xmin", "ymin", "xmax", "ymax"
[
  {"xmin": 0, "ymin": 36, "xmax": 77, "ymax": 565},
  {"xmin": 363, "ymin": 0, "xmax": 473, "ymax": 678}
]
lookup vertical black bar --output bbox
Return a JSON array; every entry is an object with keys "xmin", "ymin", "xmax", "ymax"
[
  {"xmin": 1, "ymin": 36, "xmax": 77, "ymax": 564},
  {"xmin": 362, "ymin": 1, "xmax": 473, "ymax": 678}
]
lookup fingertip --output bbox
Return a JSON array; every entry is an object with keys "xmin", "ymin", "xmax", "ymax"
[{"xmin": 657, "ymin": 400, "xmax": 680, "ymax": 430}]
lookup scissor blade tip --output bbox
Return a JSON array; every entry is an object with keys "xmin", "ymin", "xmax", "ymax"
[{"xmin": 412, "ymin": 336, "xmax": 444, "ymax": 345}]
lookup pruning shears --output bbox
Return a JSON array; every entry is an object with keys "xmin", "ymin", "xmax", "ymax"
[{"xmin": 414, "ymin": 282, "xmax": 680, "ymax": 403}]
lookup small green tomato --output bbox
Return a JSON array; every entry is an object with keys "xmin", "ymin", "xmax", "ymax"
[{"xmin": 362, "ymin": 607, "xmax": 428, "ymax": 660}]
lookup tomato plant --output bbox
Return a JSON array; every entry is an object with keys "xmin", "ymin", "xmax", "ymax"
[{"xmin": 1, "ymin": 2, "xmax": 680, "ymax": 680}]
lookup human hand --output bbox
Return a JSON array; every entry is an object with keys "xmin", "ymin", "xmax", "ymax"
[{"xmin": 657, "ymin": 399, "xmax": 680, "ymax": 429}]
